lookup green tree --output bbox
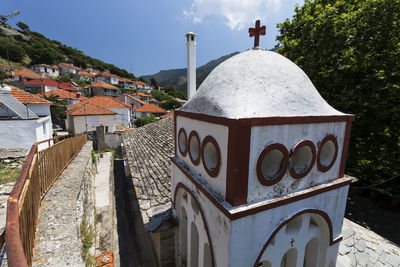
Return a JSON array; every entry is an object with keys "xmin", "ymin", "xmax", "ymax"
[
  {"xmin": 150, "ymin": 78, "xmax": 159, "ymax": 89},
  {"xmin": 16, "ymin": 21, "xmax": 30, "ymax": 33},
  {"xmin": 276, "ymin": 0, "xmax": 400, "ymax": 193},
  {"xmin": 0, "ymin": 11, "xmax": 20, "ymax": 26},
  {"xmin": 0, "ymin": 37, "xmax": 25, "ymax": 62},
  {"xmin": 0, "ymin": 70, "xmax": 6, "ymax": 83},
  {"xmin": 134, "ymin": 114, "xmax": 158, "ymax": 127}
]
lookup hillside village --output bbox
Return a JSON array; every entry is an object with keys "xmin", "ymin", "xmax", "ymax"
[{"xmin": 0, "ymin": 61, "xmax": 184, "ymax": 149}]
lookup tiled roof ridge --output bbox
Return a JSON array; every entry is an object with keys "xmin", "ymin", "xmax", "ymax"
[
  {"xmin": 9, "ymin": 85, "xmax": 52, "ymax": 104},
  {"xmin": 66, "ymin": 102, "xmax": 117, "ymax": 116}
]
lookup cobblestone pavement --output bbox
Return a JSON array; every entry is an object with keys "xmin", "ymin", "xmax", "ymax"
[{"xmin": 32, "ymin": 142, "xmax": 92, "ymax": 267}]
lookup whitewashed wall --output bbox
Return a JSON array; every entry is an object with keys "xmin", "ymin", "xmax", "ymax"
[
  {"xmin": 71, "ymin": 115, "xmax": 116, "ymax": 134},
  {"xmin": 171, "ymin": 164, "xmax": 231, "ymax": 267},
  {"xmin": 109, "ymin": 108, "xmax": 131, "ymax": 127},
  {"xmin": 27, "ymin": 104, "xmax": 51, "ymax": 117},
  {"xmin": 176, "ymin": 116, "xmax": 229, "ymax": 199},
  {"xmin": 247, "ymin": 122, "xmax": 346, "ymax": 203},
  {"xmin": 228, "ymin": 184, "xmax": 349, "ymax": 267},
  {"xmin": 0, "ymin": 116, "xmax": 52, "ymax": 149}
]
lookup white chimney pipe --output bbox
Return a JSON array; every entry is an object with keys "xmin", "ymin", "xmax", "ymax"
[{"xmin": 186, "ymin": 32, "xmax": 197, "ymax": 99}]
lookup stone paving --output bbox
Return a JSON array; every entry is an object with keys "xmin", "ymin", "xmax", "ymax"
[
  {"xmin": 338, "ymin": 218, "xmax": 400, "ymax": 267},
  {"xmin": 32, "ymin": 142, "xmax": 93, "ymax": 267},
  {"xmin": 123, "ymin": 116, "xmax": 174, "ymax": 224}
]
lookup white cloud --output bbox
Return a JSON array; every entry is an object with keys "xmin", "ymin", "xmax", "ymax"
[{"xmin": 184, "ymin": 0, "xmax": 282, "ymax": 30}]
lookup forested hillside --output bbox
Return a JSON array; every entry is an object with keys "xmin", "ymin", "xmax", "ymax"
[
  {"xmin": 277, "ymin": 0, "xmax": 400, "ymax": 194},
  {"xmin": 0, "ymin": 13, "xmax": 135, "ymax": 79}
]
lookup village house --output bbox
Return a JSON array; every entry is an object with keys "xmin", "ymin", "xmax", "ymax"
[
  {"xmin": 118, "ymin": 77, "xmax": 135, "ymax": 89},
  {"xmin": 58, "ymin": 62, "xmax": 78, "ymax": 75},
  {"xmin": 115, "ymin": 93, "xmax": 146, "ymax": 109},
  {"xmin": 12, "ymin": 68, "xmax": 43, "ymax": 81},
  {"xmin": 133, "ymin": 103, "xmax": 166, "ymax": 118},
  {"xmin": 45, "ymin": 89, "xmax": 87, "ymax": 105},
  {"xmin": 66, "ymin": 102, "xmax": 116, "ymax": 134},
  {"xmin": 87, "ymin": 81, "xmax": 119, "ymax": 96},
  {"xmin": 16, "ymin": 78, "xmax": 58, "ymax": 94},
  {"xmin": 31, "ymin": 64, "xmax": 60, "ymax": 79},
  {"xmin": 68, "ymin": 95, "xmax": 132, "ymax": 128},
  {"xmin": 0, "ymin": 84, "xmax": 53, "ymax": 150},
  {"xmin": 134, "ymin": 81, "xmax": 152, "ymax": 93},
  {"xmin": 76, "ymin": 72, "xmax": 95, "ymax": 82},
  {"xmin": 94, "ymin": 71, "xmax": 119, "ymax": 85},
  {"xmin": 132, "ymin": 91, "xmax": 151, "ymax": 102}
]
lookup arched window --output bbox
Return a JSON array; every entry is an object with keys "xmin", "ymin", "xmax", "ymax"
[
  {"xmin": 190, "ymin": 222, "xmax": 199, "ymax": 267},
  {"xmin": 203, "ymin": 243, "xmax": 212, "ymax": 267},
  {"xmin": 304, "ymin": 237, "xmax": 319, "ymax": 267},
  {"xmin": 180, "ymin": 207, "xmax": 188, "ymax": 265},
  {"xmin": 280, "ymin": 248, "xmax": 297, "ymax": 267}
]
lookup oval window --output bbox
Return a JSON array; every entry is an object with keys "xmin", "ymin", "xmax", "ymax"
[
  {"xmin": 290, "ymin": 140, "xmax": 316, "ymax": 179},
  {"xmin": 201, "ymin": 136, "xmax": 221, "ymax": 177},
  {"xmin": 256, "ymin": 143, "xmax": 289, "ymax": 186},
  {"xmin": 317, "ymin": 135, "xmax": 338, "ymax": 172},
  {"xmin": 189, "ymin": 131, "xmax": 201, "ymax": 165},
  {"xmin": 178, "ymin": 128, "xmax": 187, "ymax": 156}
]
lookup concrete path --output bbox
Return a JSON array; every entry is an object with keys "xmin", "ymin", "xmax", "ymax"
[
  {"xmin": 32, "ymin": 142, "xmax": 92, "ymax": 267},
  {"xmin": 94, "ymin": 152, "xmax": 116, "ymax": 256}
]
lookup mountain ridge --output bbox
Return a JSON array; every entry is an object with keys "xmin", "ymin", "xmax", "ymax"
[{"xmin": 142, "ymin": 51, "xmax": 240, "ymax": 92}]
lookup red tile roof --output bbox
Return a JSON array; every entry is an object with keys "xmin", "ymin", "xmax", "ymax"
[
  {"xmin": 90, "ymin": 81, "xmax": 119, "ymax": 90},
  {"xmin": 78, "ymin": 72, "xmax": 95, "ymax": 78},
  {"xmin": 66, "ymin": 102, "xmax": 117, "ymax": 116},
  {"xmin": 22, "ymin": 78, "xmax": 58, "ymax": 87},
  {"xmin": 123, "ymin": 94, "xmax": 146, "ymax": 105},
  {"xmin": 95, "ymin": 71, "xmax": 118, "ymax": 78},
  {"xmin": 45, "ymin": 89, "xmax": 87, "ymax": 100},
  {"xmin": 134, "ymin": 81, "xmax": 150, "ymax": 86},
  {"xmin": 59, "ymin": 62, "xmax": 74, "ymax": 69},
  {"xmin": 119, "ymin": 77, "xmax": 134, "ymax": 83},
  {"xmin": 9, "ymin": 85, "xmax": 52, "ymax": 104},
  {"xmin": 13, "ymin": 69, "xmax": 43, "ymax": 79},
  {"xmin": 134, "ymin": 103, "xmax": 166, "ymax": 113},
  {"xmin": 133, "ymin": 92, "xmax": 150, "ymax": 97},
  {"xmin": 161, "ymin": 112, "xmax": 174, "ymax": 119},
  {"xmin": 69, "ymin": 96, "xmax": 131, "ymax": 109}
]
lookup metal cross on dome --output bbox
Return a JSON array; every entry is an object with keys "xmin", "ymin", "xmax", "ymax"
[{"xmin": 248, "ymin": 20, "xmax": 266, "ymax": 47}]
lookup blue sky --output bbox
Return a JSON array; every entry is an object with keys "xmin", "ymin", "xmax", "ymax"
[{"xmin": 2, "ymin": 0, "xmax": 303, "ymax": 76}]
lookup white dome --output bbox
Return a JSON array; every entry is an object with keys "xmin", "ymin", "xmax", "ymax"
[{"xmin": 180, "ymin": 49, "xmax": 345, "ymax": 118}]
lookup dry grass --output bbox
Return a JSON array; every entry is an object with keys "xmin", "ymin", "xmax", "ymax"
[{"xmin": 0, "ymin": 163, "xmax": 20, "ymax": 184}]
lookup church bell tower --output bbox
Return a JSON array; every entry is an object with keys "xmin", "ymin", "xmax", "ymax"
[{"xmin": 171, "ymin": 21, "xmax": 354, "ymax": 267}]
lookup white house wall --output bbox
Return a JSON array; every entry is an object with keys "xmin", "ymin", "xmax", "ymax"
[
  {"xmin": 176, "ymin": 116, "xmax": 229, "ymax": 199},
  {"xmin": 171, "ymin": 164, "xmax": 231, "ymax": 267},
  {"xmin": 109, "ymin": 108, "xmax": 131, "ymax": 127},
  {"xmin": 0, "ymin": 116, "xmax": 52, "ymax": 149},
  {"xmin": 247, "ymin": 122, "xmax": 346, "ymax": 203},
  {"xmin": 228, "ymin": 184, "xmax": 349, "ymax": 267},
  {"xmin": 27, "ymin": 104, "xmax": 51, "ymax": 117},
  {"xmin": 71, "ymin": 115, "xmax": 116, "ymax": 134}
]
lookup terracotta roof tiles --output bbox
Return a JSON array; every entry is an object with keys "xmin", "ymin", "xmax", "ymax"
[
  {"xmin": 134, "ymin": 103, "xmax": 166, "ymax": 113},
  {"xmin": 13, "ymin": 69, "xmax": 43, "ymax": 79},
  {"xmin": 45, "ymin": 89, "xmax": 87, "ymax": 100},
  {"xmin": 90, "ymin": 81, "xmax": 119, "ymax": 90},
  {"xmin": 66, "ymin": 102, "xmax": 117, "ymax": 116},
  {"xmin": 68, "ymin": 96, "xmax": 131, "ymax": 109},
  {"xmin": 9, "ymin": 85, "xmax": 52, "ymax": 104}
]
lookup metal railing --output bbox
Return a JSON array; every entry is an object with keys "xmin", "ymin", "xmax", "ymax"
[{"xmin": 5, "ymin": 134, "xmax": 87, "ymax": 266}]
